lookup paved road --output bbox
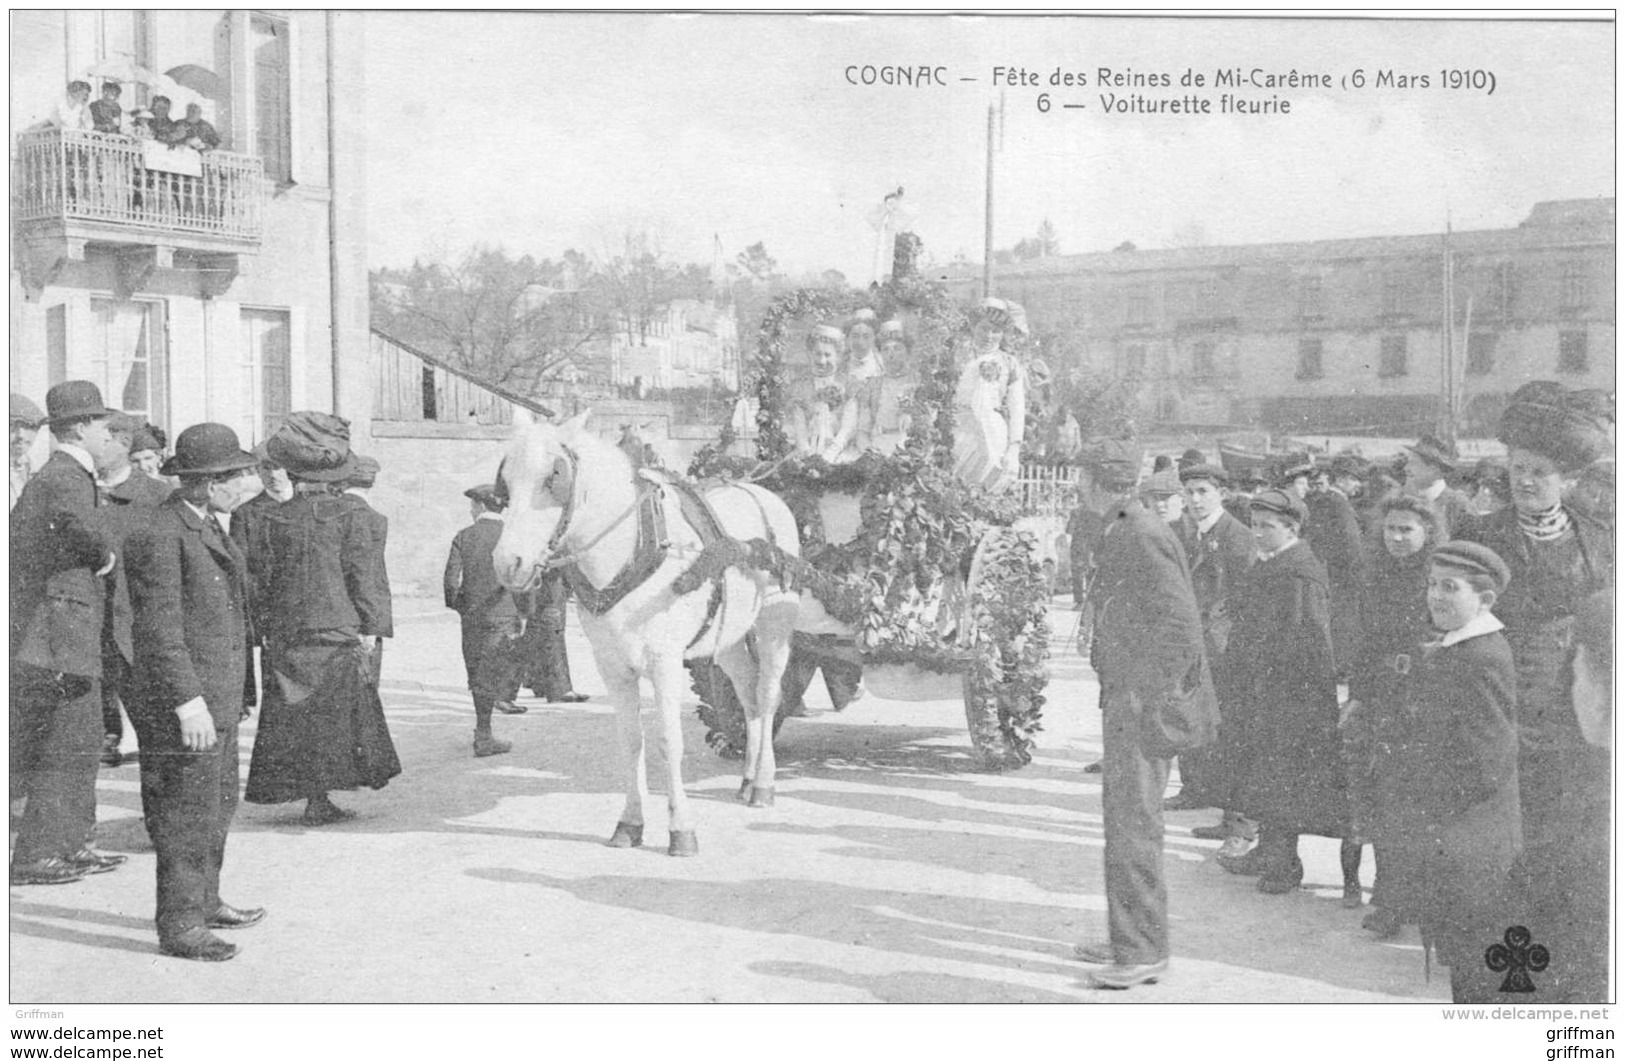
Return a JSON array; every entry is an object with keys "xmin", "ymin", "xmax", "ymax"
[{"xmin": 11, "ymin": 599, "xmax": 1449, "ymax": 1003}]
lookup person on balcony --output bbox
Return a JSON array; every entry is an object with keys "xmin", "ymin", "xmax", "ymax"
[
  {"xmin": 178, "ymin": 104, "xmax": 220, "ymax": 152},
  {"xmin": 90, "ymin": 82, "xmax": 122, "ymax": 134},
  {"xmin": 51, "ymin": 81, "xmax": 93, "ymax": 131},
  {"xmin": 128, "ymin": 109, "xmax": 155, "ymax": 141},
  {"xmin": 149, "ymin": 96, "xmax": 183, "ymax": 145}
]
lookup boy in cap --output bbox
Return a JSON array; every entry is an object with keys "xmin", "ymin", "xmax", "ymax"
[
  {"xmin": 123, "ymin": 423, "xmax": 267, "ymax": 960},
  {"xmin": 1375, "ymin": 540, "xmax": 1519, "ymax": 1002},
  {"xmin": 445, "ymin": 485, "xmax": 530, "ymax": 757}
]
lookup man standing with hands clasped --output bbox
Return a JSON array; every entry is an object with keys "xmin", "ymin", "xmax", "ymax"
[
  {"xmin": 1072, "ymin": 440, "xmax": 1206, "ymax": 989},
  {"xmin": 123, "ymin": 424, "xmax": 267, "ymax": 961}
]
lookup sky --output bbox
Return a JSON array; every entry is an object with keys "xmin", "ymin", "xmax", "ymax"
[{"xmin": 363, "ymin": 12, "xmax": 1615, "ymax": 281}]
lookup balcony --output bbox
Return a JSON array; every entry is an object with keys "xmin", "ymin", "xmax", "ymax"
[{"xmin": 14, "ymin": 127, "xmax": 263, "ymax": 298}]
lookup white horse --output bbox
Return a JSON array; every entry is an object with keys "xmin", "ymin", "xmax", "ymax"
[{"xmin": 491, "ymin": 412, "xmax": 801, "ymax": 856}]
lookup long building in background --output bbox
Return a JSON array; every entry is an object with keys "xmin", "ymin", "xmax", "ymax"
[
  {"xmin": 941, "ymin": 198, "xmax": 1614, "ymax": 437},
  {"xmin": 9, "ymin": 9, "xmax": 369, "ymax": 448}
]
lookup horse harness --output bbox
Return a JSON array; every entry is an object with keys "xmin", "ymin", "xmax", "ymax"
[{"xmin": 543, "ymin": 446, "xmax": 767, "ymax": 651}]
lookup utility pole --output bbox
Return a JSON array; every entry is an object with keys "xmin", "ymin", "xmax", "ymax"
[
  {"xmin": 1440, "ymin": 217, "xmax": 1456, "ymax": 447},
  {"xmin": 982, "ymin": 103, "xmax": 995, "ymax": 298}
]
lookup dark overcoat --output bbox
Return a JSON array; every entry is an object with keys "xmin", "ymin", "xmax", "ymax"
[
  {"xmin": 1380, "ymin": 630, "xmax": 1521, "ymax": 978},
  {"xmin": 122, "ymin": 497, "xmax": 250, "ymax": 728},
  {"xmin": 1186, "ymin": 509, "xmax": 1255, "ymax": 661},
  {"xmin": 244, "ymin": 489, "xmax": 399, "ymax": 804},
  {"xmin": 101, "ymin": 470, "xmax": 173, "ymax": 666},
  {"xmin": 1305, "ymin": 488, "xmax": 1366, "ymax": 673},
  {"xmin": 1090, "ymin": 499, "xmax": 1205, "ymax": 701},
  {"xmin": 1221, "ymin": 540, "xmax": 1347, "ymax": 836},
  {"xmin": 343, "ymin": 492, "xmax": 394, "ymax": 637},
  {"xmin": 444, "ymin": 518, "xmax": 521, "ymax": 623},
  {"xmin": 10, "ymin": 450, "xmax": 112, "ymax": 678}
]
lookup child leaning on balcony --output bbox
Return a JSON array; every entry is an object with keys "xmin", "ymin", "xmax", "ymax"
[{"xmin": 1376, "ymin": 540, "xmax": 1520, "ymax": 1003}]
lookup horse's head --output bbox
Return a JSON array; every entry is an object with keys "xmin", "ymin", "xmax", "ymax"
[{"xmin": 492, "ymin": 410, "xmax": 593, "ymax": 593}]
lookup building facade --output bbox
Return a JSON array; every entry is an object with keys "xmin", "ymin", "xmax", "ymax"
[
  {"xmin": 10, "ymin": 9, "xmax": 368, "ymax": 448},
  {"xmin": 945, "ymin": 199, "xmax": 1614, "ymax": 437}
]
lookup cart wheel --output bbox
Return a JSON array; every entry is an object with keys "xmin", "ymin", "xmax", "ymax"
[
  {"xmin": 690, "ymin": 659, "xmax": 791, "ymax": 760},
  {"xmin": 963, "ymin": 643, "xmax": 1030, "ymax": 771}
]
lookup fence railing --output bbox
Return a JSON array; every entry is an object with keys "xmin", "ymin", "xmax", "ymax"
[
  {"xmin": 1015, "ymin": 462, "xmax": 1082, "ymax": 516},
  {"xmin": 14, "ymin": 127, "xmax": 263, "ymax": 242}
]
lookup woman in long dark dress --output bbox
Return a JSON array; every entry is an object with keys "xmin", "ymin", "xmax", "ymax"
[
  {"xmin": 244, "ymin": 413, "xmax": 399, "ymax": 825},
  {"xmin": 1342, "ymin": 495, "xmax": 1442, "ymax": 936},
  {"xmin": 1217, "ymin": 489, "xmax": 1351, "ymax": 895}
]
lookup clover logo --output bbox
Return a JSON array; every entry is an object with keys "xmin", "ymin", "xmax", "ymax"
[{"xmin": 1485, "ymin": 926, "xmax": 1550, "ymax": 992}]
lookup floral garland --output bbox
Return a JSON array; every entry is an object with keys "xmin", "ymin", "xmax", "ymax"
[{"xmin": 683, "ymin": 277, "xmax": 1051, "ymax": 764}]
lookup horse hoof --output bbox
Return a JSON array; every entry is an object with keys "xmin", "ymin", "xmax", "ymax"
[
  {"xmin": 736, "ymin": 780, "xmax": 754, "ymax": 803},
  {"xmin": 668, "ymin": 830, "xmax": 699, "ymax": 857},
  {"xmin": 748, "ymin": 785, "xmax": 775, "ymax": 808},
  {"xmin": 606, "ymin": 821, "xmax": 644, "ymax": 848}
]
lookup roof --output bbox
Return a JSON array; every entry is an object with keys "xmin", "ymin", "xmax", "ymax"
[
  {"xmin": 369, "ymin": 326, "xmax": 554, "ymax": 417},
  {"xmin": 937, "ymin": 198, "xmax": 1615, "ymax": 281}
]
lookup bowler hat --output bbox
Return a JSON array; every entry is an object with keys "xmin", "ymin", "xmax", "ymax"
[
  {"xmin": 10, "ymin": 392, "xmax": 44, "ymax": 428},
  {"xmin": 1430, "ymin": 540, "xmax": 1512, "ymax": 595},
  {"xmin": 161, "ymin": 423, "xmax": 257, "ymax": 478},
  {"xmin": 464, "ymin": 484, "xmax": 505, "ymax": 510},
  {"xmin": 44, "ymin": 380, "xmax": 113, "ymax": 426},
  {"xmin": 1327, "ymin": 453, "xmax": 1371, "ymax": 481},
  {"xmin": 1250, "ymin": 488, "xmax": 1308, "ymax": 527},
  {"xmin": 1405, "ymin": 433, "xmax": 1459, "ymax": 473},
  {"xmin": 1177, "ymin": 447, "xmax": 1206, "ymax": 470},
  {"xmin": 129, "ymin": 424, "xmax": 164, "ymax": 456},
  {"xmin": 1179, "ymin": 462, "xmax": 1229, "ymax": 487},
  {"xmin": 266, "ymin": 411, "xmax": 357, "ymax": 482}
]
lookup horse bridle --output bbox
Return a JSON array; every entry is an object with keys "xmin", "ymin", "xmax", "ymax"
[{"xmin": 536, "ymin": 443, "xmax": 647, "ymax": 576}]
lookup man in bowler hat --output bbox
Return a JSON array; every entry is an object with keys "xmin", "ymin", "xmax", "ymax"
[
  {"xmin": 1072, "ymin": 441, "xmax": 1206, "ymax": 989},
  {"xmin": 10, "ymin": 381, "xmax": 124, "ymax": 884},
  {"xmin": 123, "ymin": 423, "xmax": 267, "ymax": 960}
]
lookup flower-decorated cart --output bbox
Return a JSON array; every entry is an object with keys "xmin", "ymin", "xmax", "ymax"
[{"xmin": 684, "ymin": 278, "xmax": 1052, "ymax": 770}]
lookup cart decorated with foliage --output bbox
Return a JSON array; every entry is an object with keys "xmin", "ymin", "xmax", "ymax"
[{"xmin": 685, "ymin": 277, "xmax": 1053, "ymax": 770}]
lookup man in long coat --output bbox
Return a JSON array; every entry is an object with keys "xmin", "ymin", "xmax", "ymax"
[
  {"xmin": 124, "ymin": 423, "xmax": 266, "ymax": 961},
  {"xmin": 1072, "ymin": 442, "xmax": 1205, "ymax": 989},
  {"xmin": 445, "ymin": 484, "xmax": 528, "ymax": 756},
  {"xmin": 10, "ymin": 382, "xmax": 124, "ymax": 885},
  {"xmin": 98, "ymin": 412, "xmax": 173, "ymax": 767}
]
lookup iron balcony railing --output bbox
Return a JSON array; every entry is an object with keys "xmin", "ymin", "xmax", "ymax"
[{"xmin": 14, "ymin": 127, "xmax": 263, "ymax": 243}]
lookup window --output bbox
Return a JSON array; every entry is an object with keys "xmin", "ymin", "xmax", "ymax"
[
  {"xmin": 1378, "ymin": 335, "xmax": 1407, "ymax": 378},
  {"xmin": 1560, "ymin": 260, "xmax": 1587, "ymax": 313},
  {"xmin": 251, "ymin": 14, "xmax": 293, "ymax": 182},
  {"xmin": 1380, "ymin": 272, "xmax": 1408, "ymax": 318},
  {"xmin": 1466, "ymin": 332, "xmax": 1497, "ymax": 376},
  {"xmin": 1296, "ymin": 339, "xmax": 1324, "ymax": 381},
  {"xmin": 1191, "ymin": 340, "xmax": 1216, "ymax": 377},
  {"xmin": 1490, "ymin": 262, "xmax": 1517, "ymax": 320},
  {"xmin": 242, "ymin": 308, "xmax": 291, "ymax": 442},
  {"xmin": 1558, "ymin": 331, "xmax": 1589, "ymax": 374},
  {"xmin": 1298, "ymin": 275, "xmax": 1324, "ymax": 319},
  {"xmin": 89, "ymin": 299, "xmax": 167, "ymax": 429},
  {"xmin": 1126, "ymin": 287, "xmax": 1151, "ymax": 327},
  {"xmin": 1123, "ymin": 344, "xmax": 1147, "ymax": 378}
]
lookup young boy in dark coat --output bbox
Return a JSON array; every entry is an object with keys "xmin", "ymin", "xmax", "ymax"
[
  {"xmin": 1380, "ymin": 541, "xmax": 1520, "ymax": 1003},
  {"xmin": 444, "ymin": 484, "xmax": 529, "ymax": 757}
]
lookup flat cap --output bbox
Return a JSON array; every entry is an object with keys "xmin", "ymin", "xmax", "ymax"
[
  {"xmin": 1406, "ymin": 433, "xmax": 1459, "ymax": 473},
  {"xmin": 1430, "ymin": 540, "xmax": 1512, "ymax": 594},
  {"xmin": 1249, "ymin": 488, "xmax": 1308, "ymax": 527},
  {"xmin": 464, "ymin": 483, "xmax": 505, "ymax": 510}
]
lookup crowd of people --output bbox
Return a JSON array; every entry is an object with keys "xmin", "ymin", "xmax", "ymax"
[
  {"xmin": 9, "ymin": 386, "xmax": 582, "ymax": 963},
  {"xmin": 53, "ymin": 79, "xmax": 220, "ymax": 150},
  {"xmin": 1069, "ymin": 380, "xmax": 1612, "ymax": 1002}
]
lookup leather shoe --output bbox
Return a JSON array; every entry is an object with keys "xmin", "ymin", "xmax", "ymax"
[
  {"xmin": 1086, "ymin": 959, "xmax": 1168, "ymax": 989},
  {"xmin": 10, "ymin": 857, "xmax": 86, "ymax": 886},
  {"xmin": 493, "ymin": 701, "xmax": 528, "ymax": 715},
  {"xmin": 1162, "ymin": 791, "xmax": 1209, "ymax": 811},
  {"xmin": 1083, "ymin": 760, "xmax": 1103, "ymax": 774},
  {"xmin": 100, "ymin": 733, "xmax": 124, "ymax": 768},
  {"xmin": 1071, "ymin": 941, "xmax": 1115, "ymax": 964},
  {"xmin": 302, "ymin": 800, "xmax": 356, "ymax": 826},
  {"xmin": 207, "ymin": 903, "xmax": 266, "ymax": 930},
  {"xmin": 1191, "ymin": 822, "xmax": 1231, "ymax": 840},
  {"xmin": 557, "ymin": 692, "xmax": 589, "ymax": 703},
  {"xmin": 473, "ymin": 735, "xmax": 512, "ymax": 758},
  {"xmin": 1215, "ymin": 836, "xmax": 1256, "ymax": 862},
  {"xmin": 159, "ymin": 927, "xmax": 238, "ymax": 962},
  {"xmin": 1218, "ymin": 846, "xmax": 1266, "ymax": 875},
  {"xmin": 65, "ymin": 847, "xmax": 127, "ymax": 875}
]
